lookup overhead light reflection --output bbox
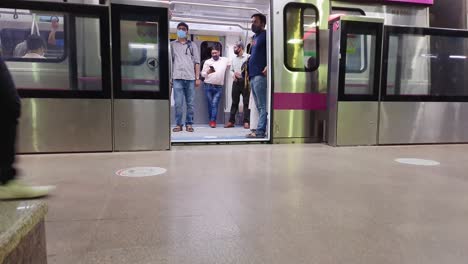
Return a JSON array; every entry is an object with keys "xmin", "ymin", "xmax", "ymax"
[
  {"xmin": 287, "ymin": 39, "xmax": 303, "ymax": 45},
  {"xmin": 128, "ymin": 43, "xmax": 156, "ymax": 49},
  {"xmin": 421, "ymin": 54, "xmax": 438, "ymax": 59},
  {"xmin": 449, "ymin": 55, "xmax": 467, "ymax": 59},
  {"xmin": 304, "ymin": 22, "xmax": 317, "ymax": 27},
  {"xmin": 17, "ymin": 205, "xmax": 34, "ymax": 211}
]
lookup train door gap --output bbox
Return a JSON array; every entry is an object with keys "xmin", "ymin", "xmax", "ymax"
[{"xmin": 169, "ymin": 0, "xmax": 271, "ymax": 145}]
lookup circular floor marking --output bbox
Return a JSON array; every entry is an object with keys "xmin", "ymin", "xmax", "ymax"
[
  {"xmin": 395, "ymin": 158, "xmax": 440, "ymax": 166},
  {"xmin": 116, "ymin": 167, "xmax": 167, "ymax": 177}
]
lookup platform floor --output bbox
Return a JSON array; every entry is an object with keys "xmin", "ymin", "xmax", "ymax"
[{"xmin": 15, "ymin": 144, "xmax": 468, "ymax": 264}]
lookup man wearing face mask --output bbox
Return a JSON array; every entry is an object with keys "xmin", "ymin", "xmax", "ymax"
[
  {"xmin": 200, "ymin": 47, "xmax": 231, "ymax": 128},
  {"xmin": 225, "ymin": 41, "xmax": 250, "ymax": 129},
  {"xmin": 170, "ymin": 22, "xmax": 201, "ymax": 133},
  {"xmin": 246, "ymin": 13, "xmax": 268, "ymax": 138}
]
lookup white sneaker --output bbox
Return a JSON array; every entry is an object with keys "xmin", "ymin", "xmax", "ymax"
[{"xmin": 0, "ymin": 180, "xmax": 55, "ymax": 200}]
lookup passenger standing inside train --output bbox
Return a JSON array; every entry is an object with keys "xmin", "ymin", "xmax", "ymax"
[
  {"xmin": 246, "ymin": 13, "xmax": 268, "ymax": 138},
  {"xmin": 225, "ymin": 41, "xmax": 250, "ymax": 129},
  {"xmin": 0, "ymin": 57, "xmax": 55, "ymax": 199},
  {"xmin": 201, "ymin": 46, "xmax": 231, "ymax": 128},
  {"xmin": 171, "ymin": 22, "xmax": 201, "ymax": 133},
  {"xmin": 47, "ymin": 16, "xmax": 60, "ymax": 46},
  {"xmin": 22, "ymin": 35, "xmax": 46, "ymax": 59}
]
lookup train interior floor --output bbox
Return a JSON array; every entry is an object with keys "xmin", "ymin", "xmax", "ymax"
[
  {"xmin": 171, "ymin": 124, "xmax": 266, "ymax": 142},
  {"xmin": 12, "ymin": 144, "xmax": 468, "ymax": 264}
]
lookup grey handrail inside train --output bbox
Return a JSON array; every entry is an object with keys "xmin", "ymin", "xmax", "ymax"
[
  {"xmin": 171, "ymin": 17, "xmax": 250, "ymax": 31},
  {"xmin": 171, "ymin": 13, "xmax": 252, "ymax": 24},
  {"xmin": 0, "ymin": 9, "xmax": 31, "ymax": 17},
  {"xmin": 170, "ymin": 1, "xmax": 265, "ymax": 15}
]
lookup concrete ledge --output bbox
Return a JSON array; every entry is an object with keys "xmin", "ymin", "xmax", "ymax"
[{"xmin": 0, "ymin": 201, "xmax": 48, "ymax": 264}]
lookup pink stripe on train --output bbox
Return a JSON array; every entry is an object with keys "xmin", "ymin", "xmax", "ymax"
[
  {"xmin": 386, "ymin": 0, "xmax": 433, "ymax": 4},
  {"xmin": 273, "ymin": 93, "xmax": 327, "ymax": 111}
]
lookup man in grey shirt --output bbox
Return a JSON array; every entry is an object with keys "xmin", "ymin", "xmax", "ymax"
[{"xmin": 171, "ymin": 22, "xmax": 201, "ymax": 132}]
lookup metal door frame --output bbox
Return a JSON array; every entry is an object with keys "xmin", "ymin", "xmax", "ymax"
[{"xmin": 110, "ymin": 2, "xmax": 171, "ymax": 151}]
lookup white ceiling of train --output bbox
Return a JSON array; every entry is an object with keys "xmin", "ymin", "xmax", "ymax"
[
  {"xmin": 3, "ymin": 0, "xmax": 269, "ymax": 32},
  {"xmin": 170, "ymin": 0, "xmax": 269, "ymax": 25}
]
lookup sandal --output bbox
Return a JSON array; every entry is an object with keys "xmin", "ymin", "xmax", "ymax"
[
  {"xmin": 246, "ymin": 132, "xmax": 265, "ymax": 138},
  {"xmin": 246, "ymin": 132, "xmax": 257, "ymax": 138},
  {"xmin": 186, "ymin": 125, "xmax": 194, "ymax": 132},
  {"xmin": 172, "ymin": 125, "xmax": 183, "ymax": 132}
]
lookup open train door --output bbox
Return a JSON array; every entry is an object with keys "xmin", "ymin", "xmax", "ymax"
[{"xmin": 111, "ymin": 1, "xmax": 170, "ymax": 151}]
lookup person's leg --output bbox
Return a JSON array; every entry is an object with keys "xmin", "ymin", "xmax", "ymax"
[
  {"xmin": 228, "ymin": 80, "xmax": 242, "ymax": 124},
  {"xmin": 172, "ymin": 80, "xmax": 185, "ymax": 130},
  {"xmin": 184, "ymin": 80, "xmax": 196, "ymax": 128},
  {"xmin": 248, "ymin": 85, "xmax": 259, "ymax": 132},
  {"xmin": 253, "ymin": 76, "xmax": 268, "ymax": 137},
  {"xmin": 0, "ymin": 120, "xmax": 56, "ymax": 200},
  {"xmin": 210, "ymin": 86, "xmax": 223, "ymax": 122},
  {"xmin": 0, "ymin": 121, "xmax": 17, "ymax": 185},
  {"xmin": 0, "ymin": 58, "xmax": 55, "ymax": 200},
  {"xmin": 204, "ymin": 83, "xmax": 214, "ymax": 122},
  {"xmin": 241, "ymin": 84, "xmax": 251, "ymax": 125}
]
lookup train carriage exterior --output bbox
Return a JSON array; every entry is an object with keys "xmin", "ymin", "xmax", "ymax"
[{"xmin": 1, "ymin": 0, "xmax": 466, "ymax": 153}]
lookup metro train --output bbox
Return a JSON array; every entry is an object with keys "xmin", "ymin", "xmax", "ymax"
[{"xmin": 0, "ymin": 0, "xmax": 466, "ymax": 153}]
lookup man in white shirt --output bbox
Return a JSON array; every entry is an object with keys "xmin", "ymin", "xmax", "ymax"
[
  {"xmin": 200, "ymin": 47, "xmax": 231, "ymax": 128},
  {"xmin": 22, "ymin": 35, "xmax": 46, "ymax": 59},
  {"xmin": 225, "ymin": 41, "xmax": 250, "ymax": 129}
]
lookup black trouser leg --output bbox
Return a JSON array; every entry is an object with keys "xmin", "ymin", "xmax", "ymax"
[
  {"xmin": 229, "ymin": 80, "xmax": 243, "ymax": 123},
  {"xmin": 241, "ymin": 85, "xmax": 250, "ymax": 123},
  {"xmin": 0, "ymin": 121, "xmax": 17, "ymax": 185}
]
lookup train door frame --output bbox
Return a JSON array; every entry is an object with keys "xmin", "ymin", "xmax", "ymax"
[
  {"xmin": 169, "ymin": 2, "xmax": 272, "ymax": 144},
  {"xmin": 270, "ymin": 0, "xmax": 330, "ymax": 144},
  {"xmin": 110, "ymin": 0, "xmax": 171, "ymax": 151},
  {"xmin": 0, "ymin": 0, "xmax": 112, "ymax": 153},
  {"xmin": 327, "ymin": 15, "xmax": 385, "ymax": 146}
]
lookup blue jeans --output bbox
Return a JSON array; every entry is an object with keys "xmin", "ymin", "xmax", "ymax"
[
  {"xmin": 173, "ymin": 79, "xmax": 195, "ymax": 126},
  {"xmin": 204, "ymin": 83, "xmax": 223, "ymax": 122},
  {"xmin": 250, "ymin": 75, "xmax": 268, "ymax": 136}
]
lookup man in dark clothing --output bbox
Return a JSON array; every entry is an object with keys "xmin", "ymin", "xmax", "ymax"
[
  {"xmin": 246, "ymin": 13, "xmax": 268, "ymax": 138},
  {"xmin": 225, "ymin": 41, "xmax": 250, "ymax": 129},
  {"xmin": 0, "ymin": 57, "xmax": 54, "ymax": 199}
]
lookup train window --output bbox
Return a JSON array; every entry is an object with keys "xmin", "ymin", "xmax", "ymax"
[
  {"xmin": 331, "ymin": 7, "xmax": 365, "ymax": 16},
  {"xmin": 5, "ymin": 14, "xmax": 106, "ymax": 92},
  {"xmin": 344, "ymin": 33, "xmax": 377, "ymax": 95},
  {"xmin": 344, "ymin": 34, "xmax": 367, "ymax": 73},
  {"xmin": 385, "ymin": 32, "xmax": 468, "ymax": 97},
  {"xmin": 0, "ymin": 8, "xmax": 66, "ymax": 62},
  {"xmin": 120, "ymin": 21, "xmax": 156, "ymax": 66},
  {"xmin": 284, "ymin": 3, "xmax": 319, "ymax": 72},
  {"xmin": 76, "ymin": 17, "xmax": 104, "ymax": 91},
  {"xmin": 120, "ymin": 20, "xmax": 159, "ymax": 92},
  {"xmin": 331, "ymin": 8, "xmax": 367, "ymax": 73}
]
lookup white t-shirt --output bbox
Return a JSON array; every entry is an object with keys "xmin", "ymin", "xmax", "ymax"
[
  {"xmin": 22, "ymin": 53, "xmax": 45, "ymax": 59},
  {"xmin": 201, "ymin": 57, "xmax": 231, "ymax": 86}
]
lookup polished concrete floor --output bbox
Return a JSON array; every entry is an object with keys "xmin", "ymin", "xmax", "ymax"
[{"xmin": 15, "ymin": 144, "xmax": 468, "ymax": 264}]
